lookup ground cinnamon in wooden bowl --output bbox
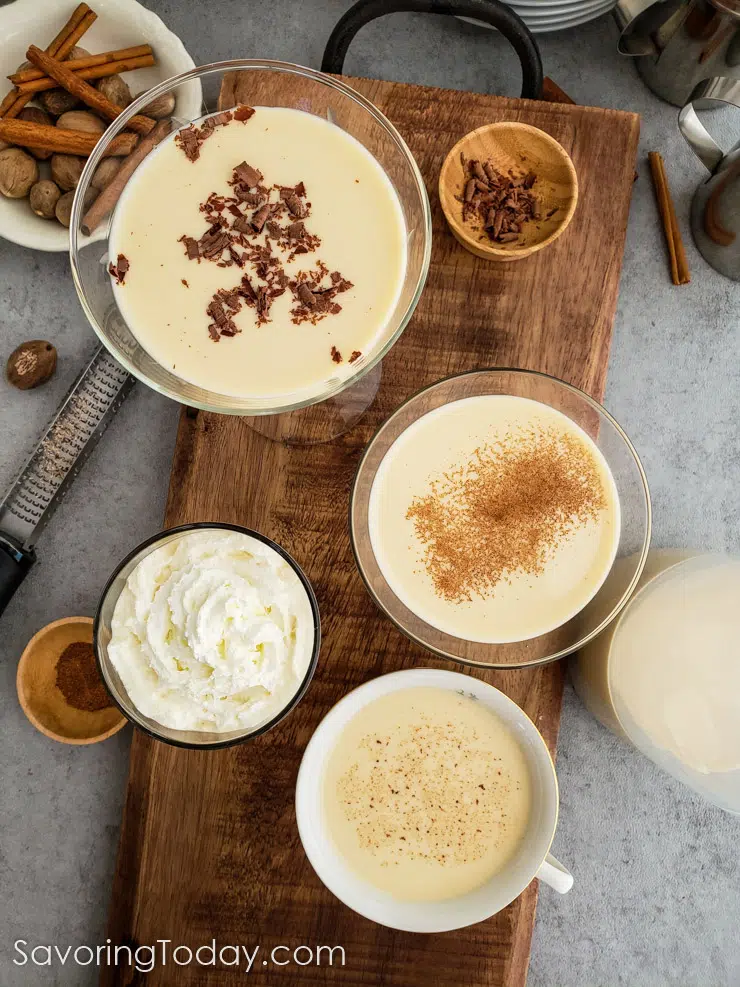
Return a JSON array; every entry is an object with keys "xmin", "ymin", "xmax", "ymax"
[
  {"xmin": 16, "ymin": 616, "xmax": 125, "ymax": 744},
  {"xmin": 55, "ymin": 640, "xmax": 112, "ymax": 712}
]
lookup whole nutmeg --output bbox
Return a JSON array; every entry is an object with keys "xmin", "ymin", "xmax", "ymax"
[
  {"xmin": 136, "ymin": 90, "xmax": 175, "ymax": 120},
  {"xmin": 6, "ymin": 340, "xmax": 57, "ymax": 390},
  {"xmin": 39, "ymin": 88, "xmax": 79, "ymax": 117},
  {"xmin": 18, "ymin": 106, "xmax": 54, "ymax": 160},
  {"xmin": 91, "ymin": 157, "xmax": 120, "ymax": 191},
  {"xmin": 29, "ymin": 179, "xmax": 62, "ymax": 219},
  {"xmin": 57, "ymin": 110, "xmax": 106, "ymax": 135},
  {"xmin": 0, "ymin": 139, "xmax": 10, "ymax": 153},
  {"xmin": 97, "ymin": 74, "xmax": 131, "ymax": 109},
  {"xmin": 55, "ymin": 186, "xmax": 97, "ymax": 228},
  {"xmin": 69, "ymin": 46, "xmax": 90, "ymax": 59},
  {"xmin": 0, "ymin": 148, "xmax": 38, "ymax": 198},
  {"xmin": 50, "ymin": 153, "xmax": 84, "ymax": 191}
]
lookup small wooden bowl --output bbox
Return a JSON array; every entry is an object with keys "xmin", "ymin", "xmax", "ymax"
[
  {"xmin": 439, "ymin": 122, "xmax": 578, "ymax": 262},
  {"xmin": 16, "ymin": 616, "xmax": 126, "ymax": 745}
]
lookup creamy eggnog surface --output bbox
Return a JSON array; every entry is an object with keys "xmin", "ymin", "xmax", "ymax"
[
  {"xmin": 109, "ymin": 105, "xmax": 407, "ymax": 400},
  {"xmin": 324, "ymin": 686, "xmax": 532, "ymax": 901},
  {"xmin": 369, "ymin": 395, "xmax": 620, "ymax": 643},
  {"xmin": 611, "ymin": 557, "xmax": 740, "ymax": 776}
]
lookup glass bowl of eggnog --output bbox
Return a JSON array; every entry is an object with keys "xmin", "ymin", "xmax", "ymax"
[
  {"xmin": 351, "ymin": 368, "xmax": 651, "ymax": 668},
  {"xmin": 69, "ymin": 61, "xmax": 431, "ymax": 420}
]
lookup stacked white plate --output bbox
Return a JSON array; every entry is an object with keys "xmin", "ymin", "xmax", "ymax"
[{"xmin": 461, "ymin": 0, "xmax": 615, "ymax": 33}]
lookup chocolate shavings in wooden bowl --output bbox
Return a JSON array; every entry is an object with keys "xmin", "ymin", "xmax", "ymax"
[{"xmin": 460, "ymin": 156, "xmax": 554, "ymax": 245}]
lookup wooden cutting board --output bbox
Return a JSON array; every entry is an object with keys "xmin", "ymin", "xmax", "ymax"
[{"xmin": 102, "ymin": 75, "xmax": 639, "ymax": 987}]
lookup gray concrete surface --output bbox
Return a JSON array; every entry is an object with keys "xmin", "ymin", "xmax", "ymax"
[{"xmin": 1, "ymin": 4, "xmax": 739, "ymax": 985}]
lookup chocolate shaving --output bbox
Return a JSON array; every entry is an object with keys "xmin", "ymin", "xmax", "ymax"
[
  {"xmin": 284, "ymin": 192, "xmax": 307, "ymax": 218},
  {"xmin": 108, "ymin": 253, "xmax": 129, "ymax": 285},
  {"xmin": 179, "ymin": 235, "xmax": 200, "ymax": 261},
  {"xmin": 175, "ymin": 124, "xmax": 201, "ymax": 161},
  {"xmin": 251, "ymin": 203, "xmax": 273, "ymax": 233},
  {"xmin": 233, "ymin": 187, "xmax": 263, "ymax": 206},
  {"xmin": 207, "ymin": 297, "xmax": 228, "ymax": 326},
  {"xmin": 256, "ymin": 286, "xmax": 272, "ymax": 317},
  {"xmin": 218, "ymin": 289, "xmax": 241, "ymax": 311},
  {"xmin": 234, "ymin": 161, "xmax": 263, "ymax": 188},
  {"xmin": 297, "ymin": 283, "xmax": 316, "ymax": 308},
  {"xmin": 232, "ymin": 216, "xmax": 252, "ymax": 235},
  {"xmin": 460, "ymin": 157, "xmax": 540, "ymax": 245},
  {"xmin": 234, "ymin": 104, "xmax": 255, "ymax": 122},
  {"xmin": 331, "ymin": 346, "xmax": 342, "ymax": 364},
  {"xmin": 349, "ymin": 350, "xmax": 362, "ymax": 363},
  {"xmin": 286, "ymin": 221, "xmax": 305, "ymax": 240},
  {"xmin": 239, "ymin": 274, "xmax": 257, "ymax": 302},
  {"xmin": 199, "ymin": 228, "xmax": 231, "ymax": 260}
]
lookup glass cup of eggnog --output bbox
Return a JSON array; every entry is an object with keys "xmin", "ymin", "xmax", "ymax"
[
  {"xmin": 69, "ymin": 61, "xmax": 431, "ymax": 441},
  {"xmin": 296, "ymin": 667, "xmax": 573, "ymax": 932},
  {"xmin": 351, "ymin": 369, "xmax": 651, "ymax": 668}
]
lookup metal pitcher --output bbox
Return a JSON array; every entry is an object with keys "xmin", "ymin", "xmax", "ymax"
[
  {"xmin": 615, "ymin": 0, "xmax": 740, "ymax": 106},
  {"xmin": 679, "ymin": 76, "xmax": 740, "ymax": 279}
]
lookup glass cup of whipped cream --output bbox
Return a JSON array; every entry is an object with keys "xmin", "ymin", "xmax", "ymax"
[{"xmin": 94, "ymin": 523, "xmax": 320, "ymax": 748}]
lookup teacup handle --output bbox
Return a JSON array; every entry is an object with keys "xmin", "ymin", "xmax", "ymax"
[
  {"xmin": 537, "ymin": 853, "xmax": 574, "ymax": 894},
  {"xmin": 678, "ymin": 77, "xmax": 740, "ymax": 174}
]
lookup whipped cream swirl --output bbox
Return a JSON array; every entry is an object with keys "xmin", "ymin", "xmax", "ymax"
[{"xmin": 108, "ymin": 530, "xmax": 316, "ymax": 732}]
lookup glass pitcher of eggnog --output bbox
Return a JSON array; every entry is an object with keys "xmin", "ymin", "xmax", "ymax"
[{"xmin": 572, "ymin": 551, "xmax": 740, "ymax": 814}]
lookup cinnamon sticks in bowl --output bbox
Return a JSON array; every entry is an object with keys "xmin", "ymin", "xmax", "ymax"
[{"xmin": 0, "ymin": 1, "xmax": 170, "ymax": 235}]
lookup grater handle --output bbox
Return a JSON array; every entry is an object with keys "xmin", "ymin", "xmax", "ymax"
[{"xmin": 0, "ymin": 535, "xmax": 35, "ymax": 617}]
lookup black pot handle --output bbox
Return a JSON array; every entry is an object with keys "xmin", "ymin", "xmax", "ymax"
[{"xmin": 321, "ymin": 0, "xmax": 543, "ymax": 101}]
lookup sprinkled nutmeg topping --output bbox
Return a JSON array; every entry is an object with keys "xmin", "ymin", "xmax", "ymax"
[
  {"xmin": 336, "ymin": 704, "xmax": 517, "ymax": 867},
  {"xmin": 406, "ymin": 423, "xmax": 608, "ymax": 604}
]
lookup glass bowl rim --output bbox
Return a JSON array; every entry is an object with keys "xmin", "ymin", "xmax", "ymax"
[
  {"xmin": 93, "ymin": 521, "xmax": 322, "ymax": 749},
  {"xmin": 69, "ymin": 58, "xmax": 433, "ymax": 416},
  {"xmin": 349, "ymin": 366, "xmax": 653, "ymax": 669}
]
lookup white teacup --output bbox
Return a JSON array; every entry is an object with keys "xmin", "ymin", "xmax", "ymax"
[{"xmin": 295, "ymin": 667, "xmax": 572, "ymax": 933}]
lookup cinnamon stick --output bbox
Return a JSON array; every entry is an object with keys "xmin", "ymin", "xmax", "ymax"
[
  {"xmin": 82, "ymin": 119, "xmax": 172, "ymax": 235},
  {"xmin": 0, "ymin": 118, "xmax": 138, "ymax": 157},
  {"xmin": 2, "ymin": 4, "xmax": 96, "ymax": 120},
  {"xmin": 0, "ymin": 89, "xmax": 18, "ymax": 117},
  {"xmin": 16, "ymin": 54, "xmax": 156, "ymax": 94},
  {"xmin": 11, "ymin": 45, "xmax": 154, "ymax": 86},
  {"xmin": 648, "ymin": 151, "xmax": 690, "ymax": 286},
  {"xmin": 55, "ymin": 8, "xmax": 98, "ymax": 59},
  {"xmin": 26, "ymin": 46, "xmax": 156, "ymax": 136}
]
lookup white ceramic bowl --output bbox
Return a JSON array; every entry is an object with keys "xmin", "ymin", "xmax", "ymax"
[
  {"xmin": 0, "ymin": 0, "xmax": 199, "ymax": 251},
  {"xmin": 296, "ymin": 668, "xmax": 573, "ymax": 933}
]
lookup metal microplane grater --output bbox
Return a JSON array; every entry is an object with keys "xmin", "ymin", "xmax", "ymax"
[{"xmin": 0, "ymin": 345, "xmax": 134, "ymax": 615}]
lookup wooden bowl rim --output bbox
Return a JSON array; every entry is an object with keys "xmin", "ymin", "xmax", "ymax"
[
  {"xmin": 439, "ymin": 121, "xmax": 579, "ymax": 261},
  {"xmin": 16, "ymin": 616, "xmax": 126, "ymax": 745}
]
